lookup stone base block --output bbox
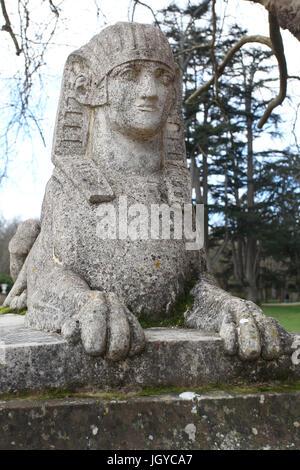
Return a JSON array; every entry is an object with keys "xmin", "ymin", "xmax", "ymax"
[
  {"xmin": 0, "ymin": 315, "xmax": 299, "ymax": 394},
  {"xmin": 0, "ymin": 391, "xmax": 299, "ymax": 449}
]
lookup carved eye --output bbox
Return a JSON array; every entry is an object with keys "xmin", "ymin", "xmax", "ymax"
[
  {"xmin": 156, "ymin": 69, "xmax": 173, "ymax": 86},
  {"xmin": 119, "ymin": 67, "xmax": 139, "ymax": 81}
]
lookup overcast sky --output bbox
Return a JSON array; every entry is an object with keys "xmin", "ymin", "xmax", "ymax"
[{"xmin": 0, "ymin": 0, "xmax": 299, "ymax": 221}]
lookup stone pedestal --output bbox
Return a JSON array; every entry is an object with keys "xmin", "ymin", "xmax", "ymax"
[
  {"xmin": 0, "ymin": 391, "xmax": 299, "ymax": 449},
  {"xmin": 1, "ymin": 314, "xmax": 299, "ymax": 394},
  {"xmin": 1, "ymin": 314, "xmax": 300, "ymax": 450}
]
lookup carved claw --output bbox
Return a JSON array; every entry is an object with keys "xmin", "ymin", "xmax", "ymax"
[
  {"xmin": 185, "ymin": 281, "xmax": 293, "ymax": 361},
  {"xmin": 61, "ymin": 291, "xmax": 145, "ymax": 360},
  {"xmin": 219, "ymin": 298, "xmax": 293, "ymax": 361}
]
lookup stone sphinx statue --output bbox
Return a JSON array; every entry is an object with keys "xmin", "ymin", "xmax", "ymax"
[{"xmin": 5, "ymin": 22, "xmax": 292, "ymax": 362}]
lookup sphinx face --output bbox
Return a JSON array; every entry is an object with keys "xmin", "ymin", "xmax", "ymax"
[{"xmin": 104, "ymin": 60, "xmax": 175, "ymax": 140}]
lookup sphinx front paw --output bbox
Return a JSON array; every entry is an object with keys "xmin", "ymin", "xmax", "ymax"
[
  {"xmin": 219, "ymin": 298, "xmax": 292, "ymax": 361},
  {"xmin": 185, "ymin": 286, "xmax": 293, "ymax": 361},
  {"xmin": 61, "ymin": 291, "xmax": 145, "ymax": 360}
]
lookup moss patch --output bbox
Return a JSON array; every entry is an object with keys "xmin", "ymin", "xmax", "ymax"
[
  {"xmin": 0, "ymin": 306, "xmax": 26, "ymax": 316},
  {"xmin": 139, "ymin": 381, "xmax": 300, "ymax": 396},
  {"xmin": 139, "ymin": 280, "xmax": 195, "ymax": 328},
  {"xmin": 1, "ymin": 381, "xmax": 300, "ymax": 402},
  {"xmin": 0, "ymin": 306, "xmax": 11, "ymax": 315}
]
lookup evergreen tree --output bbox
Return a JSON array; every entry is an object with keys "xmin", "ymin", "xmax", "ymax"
[{"xmin": 156, "ymin": 3, "xmax": 298, "ymax": 302}]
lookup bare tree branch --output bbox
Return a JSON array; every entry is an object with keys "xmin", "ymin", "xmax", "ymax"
[
  {"xmin": 0, "ymin": 0, "xmax": 63, "ymax": 181},
  {"xmin": 185, "ymin": 35, "xmax": 272, "ymax": 104},
  {"xmin": 130, "ymin": 0, "xmax": 160, "ymax": 27},
  {"xmin": 210, "ymin": 0, "xmax": 229, "ymax": 123},
  {"xmin": 257, "ymin": 11, "xmax": 287, "ymax": 128},
  {"xmin": 48, "ymin": 0, "xmax": 60, "ymax": 17},
  {"xmin": 186, "ymin": 19, "xmax": 287, "ymax": 131},
  {"xmin": 174, "ymin": 42, "xmax": 212, "ymax": 57},
  {"xmin": 292, "ymin": 102, "xmax": 300, "ymax": 152},
  {"xmin": 93, "ymin": 0, "xmax": 107, "ymax": 23},
  {"xmin": 0, "ymin": 0, "xmax": 22, "ymax": 55}
]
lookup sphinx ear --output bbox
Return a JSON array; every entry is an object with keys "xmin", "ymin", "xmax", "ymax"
[
  {"xmin": 74, "ymin": 72, "xmax": 92, "ymax": 105},
  {"xmin": 74, "ymin": 74, "xmax": 107, "ymax": 107}
]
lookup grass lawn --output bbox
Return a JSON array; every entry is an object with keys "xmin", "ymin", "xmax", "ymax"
[
  {"xmin": 0, "ymin": 306, "xmax": 26, "ymax": 315},
  {"xmin": 261, "ymin": 305, "xmax": 300, "ymax": 332}
]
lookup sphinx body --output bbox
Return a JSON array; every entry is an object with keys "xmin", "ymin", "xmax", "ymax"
[{"xmin": 5, "ymin": 22, "xmax": 292, "ymax": 362}]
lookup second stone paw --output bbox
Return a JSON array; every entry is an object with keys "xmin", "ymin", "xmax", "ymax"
[
  {"xmin": 219, "ymin": 298, "xmax": 293, "ymax": 361},
  {"xmin": 62, "ymin": 291, "xmax": 145, "ymax": 360}
]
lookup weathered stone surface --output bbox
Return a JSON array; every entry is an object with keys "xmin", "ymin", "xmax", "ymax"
[
  {"xmin": 4, "ymin": 22, "xmax": 294, "ymax": 363},
  {"xmin": 0, "ymin": 391, "xmax": 299, "ymax": 449},
  {"xmin": 8, "ymin": 219, "xmax": 40, "ymax": 283},
  {"xmin": 0, "ymin": 315, "xmax": 299, "ymax": 394},
  {"xmin": 5, "ymin": 22, "xmax": 197, "ymax": 360},
  {"xmin": 185, "ymin": 275, "xmax": 294, "ymax": 361}
]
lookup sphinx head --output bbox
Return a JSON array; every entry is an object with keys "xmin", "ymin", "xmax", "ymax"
[
  {"xmin": 53, "ymin": 23, "xmax": 181, "ymax": 159},
  {"xmin": 76, "ymin": 23, "xmax": 177, "ymax": 138}
]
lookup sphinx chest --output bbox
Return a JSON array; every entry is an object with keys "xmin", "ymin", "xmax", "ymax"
[{"xmin": 49, "ymin": 173, "xmax": 193, "ymax": 315}]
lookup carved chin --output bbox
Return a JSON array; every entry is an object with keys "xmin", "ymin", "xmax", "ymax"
[{"xmin": 131, "ymin": 121, "xmax": 163, "ymax": 138}]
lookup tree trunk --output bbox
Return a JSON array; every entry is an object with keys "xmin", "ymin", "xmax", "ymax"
[{"xmin": 244, "ymin": 83, "xmax": 260, "ymax": 303}]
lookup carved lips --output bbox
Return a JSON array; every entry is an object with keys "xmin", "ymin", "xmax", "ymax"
[{"xmin": 136, "ymin": 105, "xmax": 158, "ymax": 112}]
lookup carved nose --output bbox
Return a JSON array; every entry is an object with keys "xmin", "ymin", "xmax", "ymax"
[{"xmin": 140, "ymin": 74, "xmax": 158, "ymax": 100}]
